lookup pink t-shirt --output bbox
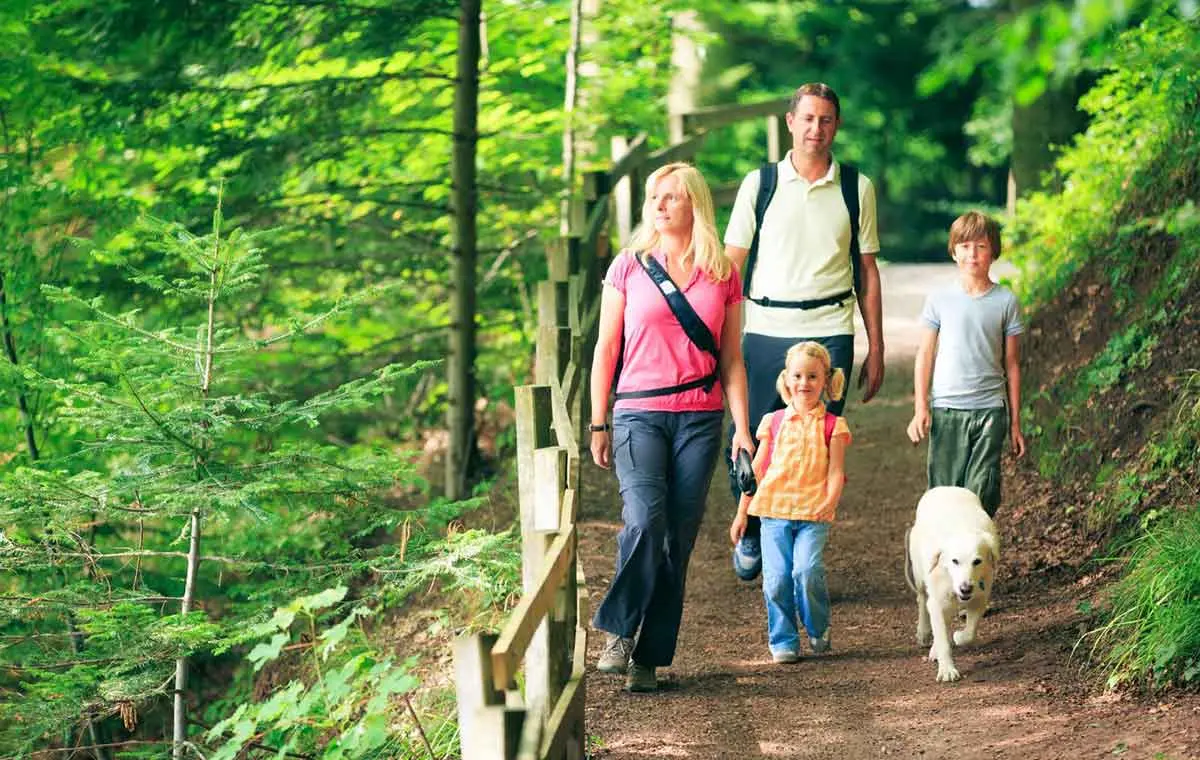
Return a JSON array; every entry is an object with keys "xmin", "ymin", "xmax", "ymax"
[{"xmin": 605, "ymin": 250, "xmax": 744, "ymax": 412}]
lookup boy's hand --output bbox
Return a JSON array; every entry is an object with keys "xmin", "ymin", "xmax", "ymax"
[
  {"xmin": 907, "ymin": 410, "xmax": 931, "ymax": 444},
  {"xmin": 1011, "ymin": 428, "xmax": 1026, "ymax": 458},
  {"xmin": 729, "ymin": 514, "xmax": 747, "ymax": 545}
]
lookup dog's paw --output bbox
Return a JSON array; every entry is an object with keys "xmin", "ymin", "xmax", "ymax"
[
  {"xmin": 953, "ymin": 629, "xmax": 975, "ymax": 647},
  {"xmin": 926, "ymin": 644, "xmax": 937, "ymax": 662},
  {"xmin": 936, "ymin": 662, "xmax": 962, "ymax": 682},
  {"xmin": 916, "ymin": 627, "xmax": 931, "ymax": 647}
]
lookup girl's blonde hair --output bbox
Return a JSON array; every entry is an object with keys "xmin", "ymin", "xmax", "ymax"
[
  {"xmin": 627, "ymin": 162, "xmax": 732, "ymax": 282},
  {"xmin": 776, "ymin": 341, "xmax": 846, "ymax": 405}
]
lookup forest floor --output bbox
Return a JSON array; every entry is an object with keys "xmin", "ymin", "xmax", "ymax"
[{"xmin": 576, "ymin": 263, "xmax": 1200, "ymax": 760}]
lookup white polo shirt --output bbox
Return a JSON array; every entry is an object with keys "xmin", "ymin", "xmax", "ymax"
[{"xmin": 724, "ymin": 153, "xmax": 879, "ymax": 338}]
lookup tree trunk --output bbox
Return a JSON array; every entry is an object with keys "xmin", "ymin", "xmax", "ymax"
[
  {"xmin": 446, "ymin": 0, "xmax": 481, "ymax": 501},
  {"xmin": 1, "ymin": 270, "xmax": 39, "ymax": 462},
  {"xmin": 174, "ymin": 231, "xmax": 221, "ymax": 758},
  {"xmin": 561, "ymin": 0, "xmax": 583, "ymax": 234},
  {"xmin": 1009, "ymin": 0, "xmax": 1088, "ymax": 199},
  {"xmin": 1011, "ymin": 79, "xmax": 1086, "ymax": 198},
  {"xmin": 171, "ymin": 508, "xmax": 201, "ymax": 759},
  {"xmin": 667, "ymin": 10, "xmax": 704, "ymax": 143}
]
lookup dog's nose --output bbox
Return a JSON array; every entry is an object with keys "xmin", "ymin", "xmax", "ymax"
[{"xmin": 957, "ymin": 583, "xmax": 974, "ymax": 598}]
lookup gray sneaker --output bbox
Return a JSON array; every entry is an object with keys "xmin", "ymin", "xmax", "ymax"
[
  {"xmin": 809, "ymin": 630, "xmax": 832, "ymax": 654},
  {"xmin": 771, "ymin": 649, "xmax": 801, "ymax": 664},
  {"xmin": 597, "ymin": 634, "xmax": 633, "ymax": 674},
  {"xmin": 626, "ymin": 662, "xmax": 657, "ymax": 692}
]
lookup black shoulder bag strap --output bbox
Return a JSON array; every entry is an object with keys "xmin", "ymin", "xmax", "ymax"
[
  {"xmin": 613, "ymin": 255, "xmax": 721, "ymax": 401},
  {"xmin": 839, "ymin": 162, "xmax": 862, "ymax": 296},
  {"xmin": 741, "ymin": 162, "xmax": 779, "ymax": 298}
]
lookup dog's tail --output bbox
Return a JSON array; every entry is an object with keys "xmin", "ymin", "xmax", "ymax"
[{"xmin": 903, "ymin": 525, "xmax": 917, "ymax": 593}]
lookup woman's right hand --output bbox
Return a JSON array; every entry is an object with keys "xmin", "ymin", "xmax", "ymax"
[{"xmin": 590, "ymin": 430, "xmax": 612, "ymax": 469}]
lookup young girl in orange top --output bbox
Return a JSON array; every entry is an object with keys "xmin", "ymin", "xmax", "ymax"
[{"xmin": 730, "ymin": 341, "xmax": 851, "ymax": 663}]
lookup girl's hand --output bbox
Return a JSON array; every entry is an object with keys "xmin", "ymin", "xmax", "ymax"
[
  {"xmin": 729, "ymin": 513, "xmax": 747, "ymax": 545},
  {"xmin": 730, "ymin": 427, "xmax": 756, "ymax": 462},
  {"xmin": 590, "ymin": 430, "xmax": 612, "ymax": 469}
]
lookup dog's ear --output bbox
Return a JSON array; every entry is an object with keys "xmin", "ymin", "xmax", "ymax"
[
  {"xmin": 983, "ymin": 533, "xmax": 1000, "ymax": 566},
  {"xmin": 926, "ymin": 549, "xmax": 942, "ymax": 575}
]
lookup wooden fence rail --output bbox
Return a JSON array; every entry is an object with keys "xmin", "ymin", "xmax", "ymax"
[{"xmin": 453, "ymin": 94, "xmax": 792, "ymax": 760}]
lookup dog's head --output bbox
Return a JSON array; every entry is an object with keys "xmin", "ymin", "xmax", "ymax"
[{"xmin": 930, "ymin": 531, "xmax": 998, "ymax": 602}]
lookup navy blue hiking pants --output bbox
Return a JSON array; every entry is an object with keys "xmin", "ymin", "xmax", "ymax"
[{"xmin": 592, "ymin": 409, "xmax": 724, "ymax": 667}]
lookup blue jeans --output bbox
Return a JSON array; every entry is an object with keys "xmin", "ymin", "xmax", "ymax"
[
  {"xmin": 759, "ymin": 517, "xmax": 831, "ymax": 655},
  {"xmin": 592, "ymin": 410, "xmax": 724, "ymax": 666}
]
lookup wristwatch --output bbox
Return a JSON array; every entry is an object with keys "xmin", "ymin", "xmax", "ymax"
[{"xmin": 588, "ymin": 423, "xmax": 611, "ymax": 432}]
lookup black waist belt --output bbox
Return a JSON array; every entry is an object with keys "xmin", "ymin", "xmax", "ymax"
[
  {"xmin": 614, "ymin": 370, "xmax": 718, "ymax": 401},
  {"xmin": 749, "ymin": 289, "xmax": 853, "ymax": 310}
]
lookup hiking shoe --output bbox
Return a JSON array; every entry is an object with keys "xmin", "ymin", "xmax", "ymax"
[
  {"xmin": 626, "ymin": 663, "xmax": 657, "ymax": 692},
  {"xmin": 771, "ymin": 649, "xmax": 800, "ymax": 664},
  {"xmin": 597, "ymin": 634, "xmax": 633, "ymax": 674},
  {"xmin": 732, "ymin": 535, "xmax": 761, "ymax": 581},
  {"xmin": 809, "ymin": 630, "xmax": 832, "ymax": 654}
]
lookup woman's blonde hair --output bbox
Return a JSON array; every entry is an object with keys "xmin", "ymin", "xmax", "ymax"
[
  {"xmin": 776, "ymin": 341, "xmax": 846, "ymax": 405},
  {"xmin": 627, "ymin": 162, "xmax": 732, "ymax": 282}
]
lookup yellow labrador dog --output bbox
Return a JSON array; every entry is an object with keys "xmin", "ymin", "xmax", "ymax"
[{"xmin": 904, "ymin": 486, "xmax": 999, "ymax": 682}]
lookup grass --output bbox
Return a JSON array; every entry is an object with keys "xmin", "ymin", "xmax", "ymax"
[{"xmin": 1085, "ymin": 507, "xmax": 1200, "ymax": 690}]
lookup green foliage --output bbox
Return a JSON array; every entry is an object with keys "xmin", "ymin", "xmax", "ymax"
[
  {"xmin": 1008, "ymin": 8, "xmax": 1200, "ymax": 310},
  {"xmin": 0, "ymin": 203, "xmax": 429, "ymax": 754},
  {"xmin": 205, "ymin": 588, "xmax": 432, "ymax": 760},
  {"xmin": 1086, "ymin": 508, "xmax": 1200, "ymax": 690}
]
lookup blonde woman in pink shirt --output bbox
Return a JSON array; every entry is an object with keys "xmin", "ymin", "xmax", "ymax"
[{"xmin": 588, "ymin": 162, "xmax": 754, "ymax": 693}]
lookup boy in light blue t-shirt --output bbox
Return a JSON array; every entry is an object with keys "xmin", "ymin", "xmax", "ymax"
[{"xmin": 907, "ymin": 211, "xmax": 1026, "ymax": 517}]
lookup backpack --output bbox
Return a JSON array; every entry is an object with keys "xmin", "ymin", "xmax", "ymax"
[
  {"xmin": 757, "ymin": 408, "xmax": 846, "ymax": 483},
  {"xmin": 742, "ymin": 161, "xmax": 863, "ymax": 301}
]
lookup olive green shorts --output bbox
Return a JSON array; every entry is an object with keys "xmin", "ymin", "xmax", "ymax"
[{"xmin": 927, "ymin": 407, "xmax": 1008, "ymax": 517}]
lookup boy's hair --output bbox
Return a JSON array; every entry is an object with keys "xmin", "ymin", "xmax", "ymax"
[
  {"xmin": 776, "ymin": 341, "xmax": 846, "ymax": 405},
  {"xmin": 948, "ymin": 210, "xmax": 1003, "ymax": 259},
  {"xmin": 789, "ymin": 82, "xmax": 840, "ymax": 119}
]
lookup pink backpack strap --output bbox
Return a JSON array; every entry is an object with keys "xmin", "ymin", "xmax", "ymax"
[
  {"xmin": 825, "ymin": 411, "xmax": 848, "ymax": 484},
  {"xmin": 760, "ymin": 409, "xmax": 787, "ymax": 475}
]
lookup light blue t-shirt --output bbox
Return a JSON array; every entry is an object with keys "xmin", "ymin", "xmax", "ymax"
[{"xmin": 922, "ymin": 283, "xmax": 1024, "ymax": 410}]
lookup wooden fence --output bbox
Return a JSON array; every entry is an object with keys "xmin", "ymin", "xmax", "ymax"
[{"xmin": 452, "ymin": 95, "xmax": 792, "ymax": 760}]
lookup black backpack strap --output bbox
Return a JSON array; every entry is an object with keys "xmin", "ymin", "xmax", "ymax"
[
  {"xmin": 741, "ymin": 162, "xmax": 779, "ymax": 298},
  {"xmin": 614, "ymin": 254, "xmax": 721, "ymax": 401},
  {"xmin": 839, "ymin": 162, "xmax": 862, "ymax": 296}
]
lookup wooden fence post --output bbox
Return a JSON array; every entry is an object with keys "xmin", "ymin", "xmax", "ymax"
[
  {"xmin": 454, "ymin": 633, "xmax": 525, "ymax": 759},
  {"xmin": 514, "ymin": 386, "xmax": 554, "ymax": 744},
  {"xmin": 767, "ymin": 113, "xmax": 789, "ymax": 163}
]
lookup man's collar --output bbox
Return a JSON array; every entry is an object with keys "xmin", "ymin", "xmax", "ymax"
[{"xmin": 779, "ymin": 151, "xmax": 839, "ymax": 185}]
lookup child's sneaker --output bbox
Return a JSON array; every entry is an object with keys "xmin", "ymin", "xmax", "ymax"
[
  {"xmin": 771, "ymin": 649, "xmax": 800, "ymax": 664},
  {"xmin": 809, "ymin": 630, "xmax": 832, "ymax": 654},
  {"xmin": 732, "ymin": 535, "xmax": 761, "ymax": 581},
  {"xmin": 597, "ymin": 634, "xmax": 633, "ymax": 674}
]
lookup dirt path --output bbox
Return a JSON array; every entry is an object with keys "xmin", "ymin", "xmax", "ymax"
[{"xmin": 577, "ymin": 263, "xmax": 1200, "ymax": 760}]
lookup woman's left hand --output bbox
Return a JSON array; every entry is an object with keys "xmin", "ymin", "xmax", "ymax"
[{"xmin": 730, "ymin": 427, "xmax": 755, "ymax": 462}]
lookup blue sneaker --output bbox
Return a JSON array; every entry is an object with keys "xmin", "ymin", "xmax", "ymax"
[{"xmin": 733, "ymin": 535, "xmax": 761, "ymax": 581}]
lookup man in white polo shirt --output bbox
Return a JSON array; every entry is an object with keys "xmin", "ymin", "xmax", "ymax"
[{"xmin": 724, "ymin": 82, "xmax": 885, "ymax": 583}]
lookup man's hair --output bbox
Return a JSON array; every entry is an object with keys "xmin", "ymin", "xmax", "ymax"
[
  {"xmin": 948, "ymin": 210, "xmax": 1003, "ymax": 259},
  {"xmin": 789, "ymin": 83, "xmax": 841, "ymax": 118}
]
